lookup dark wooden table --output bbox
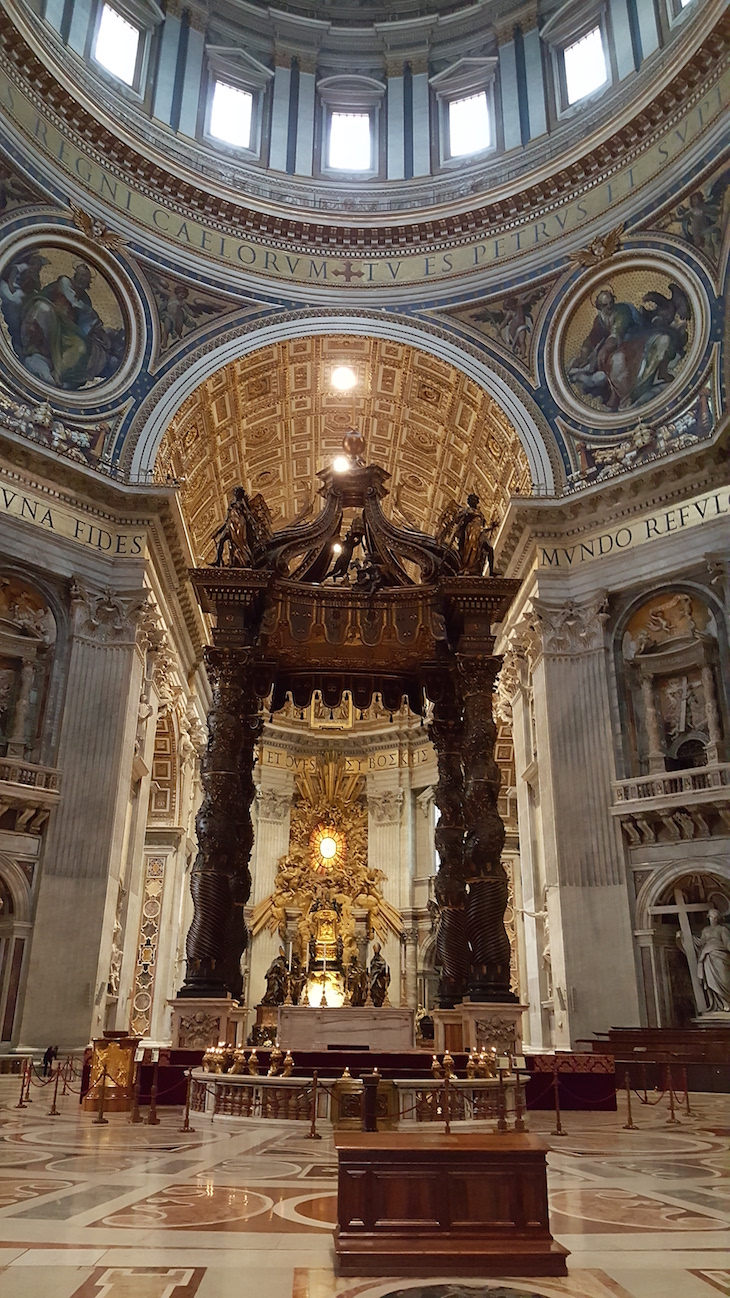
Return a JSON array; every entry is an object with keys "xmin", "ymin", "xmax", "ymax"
[{"xmin": 334, "ymin": 1131, "xmax": 569, "ymax": 1277}]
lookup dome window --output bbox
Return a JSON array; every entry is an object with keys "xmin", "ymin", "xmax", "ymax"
[
  {"xmin": 93, "ymin": 4, "xmax": 141, "ymax": 87},
  {"xmin": 448, "ymin": 92, "xmax": 490, "ymax": 158},
  {"xmin": 329, "ymin": 113, "xmax": 372, "ymax": 172},
  {"xmin": 317, "ymin": 76, "xmax": 386, "ymax": 180},
  {"xmin": 430, "ymin": 58, "xmax": 497, "ymax": 168},
  {"xmin": 210, "ymin": 81, "xmax": 254, "ymax": 151},
  {"xmin": 563, "ymin": 26, "xmax": 608, "ymax": 105},
  {"xmin": 541, "ymin": 1, "xmax": 613, "ymax": 116},
  {"xmin": 203, "ymin": 48, "xmax": 274, "ymax": 160}
]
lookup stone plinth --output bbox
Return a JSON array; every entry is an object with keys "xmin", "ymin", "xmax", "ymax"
[
  {"xmin": 433, "ymin": 1001, "xmax": 527, "ymax": 1055},
  {"xmin": 278, "ymin": 1006, "xmax": 414, "ymax": 1051},
  {"xmin": 168, "ymin": 996, "xmax": 238, "ymax": 1049}
]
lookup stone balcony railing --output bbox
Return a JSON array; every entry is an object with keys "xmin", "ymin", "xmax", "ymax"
[
  {"xmin": 0, "ymin": 757, "xmax": 61, "ymax": 833},
  {"xmin": 611, "ymin": 764, "xmax": 730, "ymax": 845}
]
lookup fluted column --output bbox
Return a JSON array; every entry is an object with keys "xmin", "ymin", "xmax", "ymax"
[
  {"xmin": 640, "ymin": 673, "xmax": 665, "ymax": 773},
  {"xmin": 19, "ymin": 580, "xmax": 149, "ymax": 1049},
  {"xmin": 528, "ymin": 592, "xmax": 640, "ymax": 1043},
  {"xmin": 402, "ymin": 927, "xmax": 419, "ymax": 1008},
  {"xmin": 181, "ymin": 648, "xmax": 262, "ymax": 1000},
  {"xmin": 248, "ymin": 786, "xmax": 292, "ymax": 1006}
]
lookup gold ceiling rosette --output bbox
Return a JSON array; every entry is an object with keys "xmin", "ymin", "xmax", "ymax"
[{"xmin": 252, "ymin": 753, "xmax": 401, "ymax": 958}]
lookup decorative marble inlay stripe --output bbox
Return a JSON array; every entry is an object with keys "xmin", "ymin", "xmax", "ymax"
[{"xmin": 130, "ymin": 855, "xmax": 166, "ymax": 1038}]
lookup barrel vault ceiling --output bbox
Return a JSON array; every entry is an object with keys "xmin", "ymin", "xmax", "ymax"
[{"xmin": 155, "ymin": 335, "xmax": 532, "ymax": 564}]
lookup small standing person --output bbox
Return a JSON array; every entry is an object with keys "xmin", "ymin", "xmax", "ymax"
[{"xmin": 42, "ymin": 1045, "xmax": 57, "ymax": 1077}]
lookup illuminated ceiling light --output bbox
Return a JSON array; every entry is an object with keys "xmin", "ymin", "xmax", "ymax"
[
  {"xmin": 332, "ymin": 456, "xmax": 350, "ymax": 473},
  {"xmin": 332, "ymin": 542, "xmax": 343, "ymax": 554},
  {"xmin": 331, "ymin": 365, "xmax": 358, "ymax": 391},
  {"xmin": 319, "ymin": 835, "xmax": 338, "ymax": 860}
]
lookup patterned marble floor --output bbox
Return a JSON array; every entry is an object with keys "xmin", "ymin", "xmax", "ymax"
[{"xmin": 0, "ymin": 1076, "xmax": 727, "ymax": 1298}]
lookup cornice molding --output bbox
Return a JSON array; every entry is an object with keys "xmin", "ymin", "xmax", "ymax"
[
  {"xmin": 496, "ymin": 423, "xmax": 730, "ymax": 577},
  {"xmin": 0, "ymin": 5, "xmax": 726, "ymax": 252}
]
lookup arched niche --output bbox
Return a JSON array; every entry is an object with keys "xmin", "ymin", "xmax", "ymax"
[
  {"xmin": 617, "ymin": 587, "xmax": 728, "ymax": 778},
  {"xmin": 0, "ymin": 575, "xmax": 58, "ymax": 767},
  {"xmin": 634, "ymin": 863, "xmax": 730, "ymax": 1029},
  {"xmin": 0, "ymin": 853, "xmax": 33, "ymax": 1047}
]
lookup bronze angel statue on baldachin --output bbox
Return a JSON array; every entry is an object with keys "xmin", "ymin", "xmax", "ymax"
[
  {"xmin": 212, "ymin": 486, "xmax": 273, "ymax": 567},
  {"xmin": 436, "ymin": 492, "xmax": 498, "ymax": 576}
]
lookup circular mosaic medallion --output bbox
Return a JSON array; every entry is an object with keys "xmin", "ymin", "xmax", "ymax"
[
  {"xmin": 0, "ymin": 231, "xmax": 137, "ymax": 401},
  {"xmin": 547, "ymin": 255, "xmax": 709, "ymax": 430}
]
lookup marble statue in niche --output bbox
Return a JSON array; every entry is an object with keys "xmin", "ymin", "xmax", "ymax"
[
  {"xmin": 622, "ymin": 592, "xmax": 722, "ymax": 775},
  {"xmin": 0, "ymin": 247, "xmax": 126, "ymax": 390},
  {"xmin": 694, "ymin": 911, "xmax": 730, "ymax": 1012},
  {"xmin": 0, "ymin": 578, "xmax": 56, "ymax": 760},
  {"xmin": 564, "ymin": 272, "xmax": 692, "ymax": 412}
]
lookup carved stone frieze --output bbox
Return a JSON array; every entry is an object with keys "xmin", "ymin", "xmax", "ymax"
[
  {"xmin": 176, "ymin": 1009, "xmax": 222, "ymax": 1049},
  {"xmin": 70, "ymin": 580, "xmax": 150, "ymax": 647}
]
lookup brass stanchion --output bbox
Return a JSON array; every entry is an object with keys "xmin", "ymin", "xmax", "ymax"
[
  {"xmin": 129, "ymin": 1061, "xmax": 142, "ymax": 1124},
  {"xmin": 496, "ymin": 1066, "xmax": 508, "ymax": 1133},
  {"xmin": 513, "ymin": 1066, "xmax": 526, "ymax": 1133},
  {"xmin": 443, "ymin": 1072, "xmax": 451, "ymax": 1135},
  {"xmin": 93, "ymin": 1065, "xmax": 109, "ymax": 1125},
  {"xmin": 147, "ymin": 1060, "xmax": 160, "ymax": 1125},
  {"xmin": 48, "ymin": 1064, "xmax": 62, "ymax": 1116},
  {"xmin": 15, "ymin": 1059, "xmax": 27, "ymax": 1109},
  {"xmin": 682, "ymin": 1065, "xmax": 691, "ymax": 1115},
  {"xmin": 623, "ymin": 1071, "xmax": 637, "ymax": 1130},
  {"xmin": 308, "ymin": 1070, "xmax": 322, "ymax": 1140},
  {"xmin": 666, "ymin": 1065, "xmax": 679, "ymax": 1124},
  {"xmin": 23, "ymin": 1061, "xmax": 33, "ymax": 1104},
  {"xmin": 551, "ymin": 1061, "xmax": 567, "ymax": 1136},
  {"xmin": 61, "ymin": 1057, "xmax": 71, "ymax": 1096},
  {"xmin": 180, "ymin": 1069, "xmax": 196, "ymax": 1133}
]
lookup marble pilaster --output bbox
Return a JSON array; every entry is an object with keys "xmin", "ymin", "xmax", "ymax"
[{"xmin": 19, "ymin": 581, "xmax": 149, "ymax": 1049}]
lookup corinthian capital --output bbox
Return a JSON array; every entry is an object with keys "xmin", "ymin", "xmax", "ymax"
[
  {"xmin": 256, "ymin": 788, "xmax": 292, "ymax": 822},
  {"xmin": 531, "ymin": 593, "xmax": 609, "ymax": 657},
  {"xmin": 70, "ymin": 579, "xmax": 150, "ymax": 646},
  {"xmin": 368, "ymin": 789, "xmax": 404, "ymax": 824}
]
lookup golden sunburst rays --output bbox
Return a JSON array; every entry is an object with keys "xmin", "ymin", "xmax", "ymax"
[
  {"xmin": 261, "ymin": 753, "xmax": 401, "ymax": 947},
  {"xmin": 309, "ymin": 823, "xmax": 346, "ymax": 873}
]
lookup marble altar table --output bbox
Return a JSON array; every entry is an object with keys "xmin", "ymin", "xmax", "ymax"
[{"xmin": 277, "ymin": 1005, "xmax": 414, "ymax": 1051}]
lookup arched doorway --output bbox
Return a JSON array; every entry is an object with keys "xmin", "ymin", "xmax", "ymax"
[{"xmin": 635, "ymin": 866, "xmax": 730, "ymax": 1027}]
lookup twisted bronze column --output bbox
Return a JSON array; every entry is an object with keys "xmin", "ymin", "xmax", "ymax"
[
  {"xmin": 430, "ymin": 702, "xmax": 470, "ymax": 1007},
  {"xmin": 181, "ymin": 647, "xmax": 262, "ymax": 999},
  {"xmin": 459, "ymin": 655, "xmax": 515, "ymax": 1002}
]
